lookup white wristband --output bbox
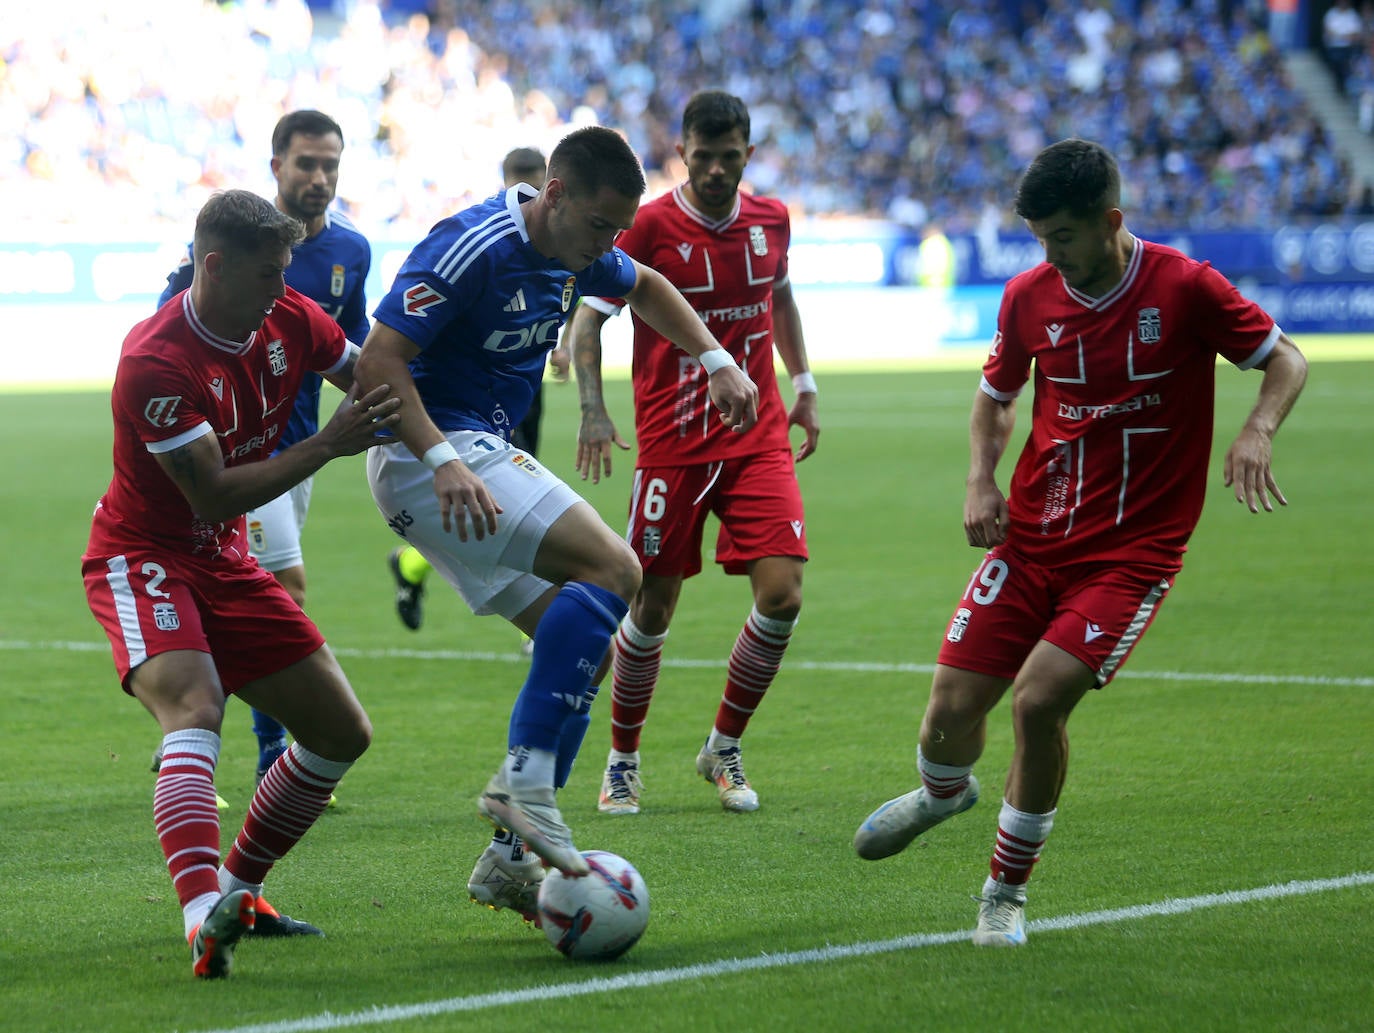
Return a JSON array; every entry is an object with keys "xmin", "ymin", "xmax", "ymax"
[
  {"xmin": 421, "ymin": 440, "xmax": 460, "ymax": 471},
  {"xmin": 792, "ymin": 371, "xmax": 817, "ymax": 395},
  {"xmin": 699, "ymin": 348, "xmax": 737, "ymax": 375}
]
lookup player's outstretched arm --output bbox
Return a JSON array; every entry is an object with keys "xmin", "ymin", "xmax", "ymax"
[
  {"xmin": 622, "ymin": 261, "xmax": 759, "ymax": 433},
  {"xmin": 1223, "ymin": 334, "xmax": 1308, "ymax": 513},
  {"xmin": 568, "ymin": 303, "xmax": 629, "ymax": 483},
  {"xmin": 153, "ymin": 384, "xmax": 399, "ymax": 523},
  {"xmin": 355, "ymin": 322, "xmax": 502, "ymax": 541}
]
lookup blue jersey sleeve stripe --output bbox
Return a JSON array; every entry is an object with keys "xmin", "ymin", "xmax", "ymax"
[{"xmin": 434, "ymin": 213, "xmax": 521, "ymax": 284}]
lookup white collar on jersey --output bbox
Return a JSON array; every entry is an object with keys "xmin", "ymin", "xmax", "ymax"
[
  {"xmin": 181, "ymin": 291, "xmax": 257, "ymax": 355},
  {"xmin": 672, "ymin": 183, "xmax": 743, "ymax": 233}
]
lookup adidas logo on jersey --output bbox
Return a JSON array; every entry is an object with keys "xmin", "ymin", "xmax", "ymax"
[{"xmin": 503, "ymin": 289, "xmax": 527, "ymax": 313}]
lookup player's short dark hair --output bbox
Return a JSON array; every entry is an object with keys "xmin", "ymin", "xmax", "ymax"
[
  {"xmin": 548, "ymin": 126, "xmax": 646, "ymax": 200},
  {"xmin": 271, "ymin": 109, "xmax": 344, "ymax": 157},
  {"xmin": 502, "ymin": 146, "xmax": 547, "ymax": 187},
  {"xmin": 682, "ymin": 90, "xmax": 751, "ymax": 143},
  {"xmin": 1014, "ymin": 139, "xmax": 1121, "ymax": 222},
  {"xmin": 194, "ymin": 189, "xmax": 305, "ymax": 259}
]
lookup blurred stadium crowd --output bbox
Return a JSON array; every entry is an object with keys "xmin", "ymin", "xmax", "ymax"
[{"xmin": 4, "ymin": 0, "xmax": 1374, "ymax": 238}]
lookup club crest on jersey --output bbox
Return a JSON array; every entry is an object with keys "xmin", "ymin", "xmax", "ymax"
[
  {"xmin": 1137, "ymin": 308, "xmax": 1161, "ymax": 344},
  {"xmin": 947, "ymin": 607, "xmax": 972, "ymax": 643},
  {"xmin": 266, "ymin": 339, "xmax": 287, "ymax": 375},
  {"xmin": 152, "ymin": 602, "xmax": 181, "ymax": 632},
  {"xmin": 144, "ymin": 396, "xmax": 183, "ymax": 428},
  {"xmin": 749, "ymin": 225, "xmax": 768, "ymax": 256},
  {"xmin": 331, "ymin": 264, "xmax": 345, "ymax": 297},
  {"xmin": 403, "ymin": 282, "xmax": 447, "ymax": 317},
  {"xmin": 643, "ymin": 525, "xmax": 662, "ymax": 557},
  {"xmin": 561, "ymin": 276, "xmax": 576, "ymax": 313}
]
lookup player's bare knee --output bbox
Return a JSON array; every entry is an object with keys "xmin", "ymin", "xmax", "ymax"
[
  {"xmin": 594, "ymin": 538, "xmax": 641, "ymax": 602},
  {"xmin": 341, "ymin": 716, "xmax": 373, "ymax": 761},
  {"xmin": 1010, "ymin": 688, "xmax": 1072, "ymax": 737},
  {"xmin": 176, "ymin": 699, "xmax": 227, "ymax": 735},
  {"xmin": 301, "ymin": 713, "xmax": 371, "ymax": 763},
  {"xmin": 755, "ymin": 588, "xmax": 801, "ymax": 623}
]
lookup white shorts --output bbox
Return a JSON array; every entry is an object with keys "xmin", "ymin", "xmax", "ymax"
[
  {"xmin": 366, "ymin": 431, "xmax": 579, "ymax": 618},
  {"xmin": 247, "ymin": 479, "xmax": 312, "ymax": 572}
]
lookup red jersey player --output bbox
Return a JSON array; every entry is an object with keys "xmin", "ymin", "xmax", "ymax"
[
  {"xmin": 570, "ymin": 91, "xmax": 820, "ymax": 816},
  {"xmin": 81, "ymin": 189, "xmax": 399, "ymax": 979},
  {"xmin": 853, "ymin": 139, "xmax": 1307, "ymax": 947}
]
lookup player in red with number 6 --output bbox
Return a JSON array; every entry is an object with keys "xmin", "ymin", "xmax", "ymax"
[
  {"xmin": 853, "ymin": 138, "xmax": 1307, "ymax": 947},
  {"xmin": 569, "ymin": 91, "xmax": 820, "ymax": 818}
]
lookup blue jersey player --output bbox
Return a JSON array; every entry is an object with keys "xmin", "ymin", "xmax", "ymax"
[
  {"xmin": 356, "ymin": 126, "xmax": 758, "ymax": 919},
  {"xmin": 155, "ymin": 110, "xmax": 371, "ymax": 814}
]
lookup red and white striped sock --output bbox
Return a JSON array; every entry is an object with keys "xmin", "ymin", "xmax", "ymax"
[
  {"xmin": 989, "ymin": 800, "xmax": 1056, "ymax": 893},
  {"xmin": 220, "ymin": 742, "xmax": 350, "ymax": 891},
  {"xmin": 714, "ymin": 607, "xmax": 796, "ymax": 739},
  {"xmin": 609, "ymin": 618, "xmax": 667, "ymax": 754},
  {"xmin": 917, "ymin": 745, "xmax": 973, "ymax": 813},
  {"xmin": 153, "ymin": 728, "xmax": 223, "ymax": 936}
]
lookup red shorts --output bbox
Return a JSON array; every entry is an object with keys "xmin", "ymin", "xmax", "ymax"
[
  {"xmin": 82, "ymin": 545, "xmax": 325, "ymax": 694},
  {"xmin": 625, "ymin": 449, "xmax": 807, "ymax": 578},
  {"xmin": 935, "ymin": 544, "xmax": 1175, "ymax": 687}
]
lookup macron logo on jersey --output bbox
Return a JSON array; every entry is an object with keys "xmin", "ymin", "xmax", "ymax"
[
  {"xmin": 1084, "ymin": 622, "xmax": 1106, "ymax": 642},
  {"xmin": 502, "ymin": 289, "xmax": 527, "ymax": 313},
  {"xmin": 403, "ymin": 283, "xmax": 447, "ymax": 317},
  {"xmin": 1046, "ymin": 324, "xmax": 1065, "ymax": 347}
]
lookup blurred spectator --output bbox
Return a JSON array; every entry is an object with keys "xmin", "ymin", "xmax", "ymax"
[
  {"xmin": 916, "ymin": 222, "xmax": 958, "ymax": 288},
  {"xmin": 1323, "ymin": 0, "xmax": 1366, "ymax": 95},
  {"xmin": 1267, "ymin": 0, "xmax": 1300, "ymax": 52},
  {"xmin": 1349, "ymin": 34, "xmax": 1374, "ymax": 131}
]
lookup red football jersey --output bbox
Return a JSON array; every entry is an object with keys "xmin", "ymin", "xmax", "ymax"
[
  {"xmin": 88, "ymin": 288, "xmax": 348, "ymax": 561},
  {"xmin": 605, "ymin": 185, "xmax": 795, "ymax": 466},
  {"xmin": 983, "ymin": 238, "xmax": 1280, "ymax": 568}
]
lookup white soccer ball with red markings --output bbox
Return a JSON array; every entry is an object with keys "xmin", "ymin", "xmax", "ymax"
[{"xmin": 537, "ymin": 850, "xmax": 649, "ymax": 961}]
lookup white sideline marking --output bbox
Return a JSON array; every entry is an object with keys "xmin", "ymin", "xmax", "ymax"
[
  {"xmin": 4, "ymin": 639, "xmax": 1372, "ymax": 689},
  {"xmin": 180, "ymin": 872, "xmax": 1374, "ymax": 1033}
]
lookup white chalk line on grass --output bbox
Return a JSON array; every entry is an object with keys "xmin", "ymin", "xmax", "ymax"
[
  {"xmin": 4, "ymin": 638, "xmax": 1373, "ymax": 689},
  {"xmin": 181, "ymin": 871, "xmax": 1374, "ymax": 1033}
]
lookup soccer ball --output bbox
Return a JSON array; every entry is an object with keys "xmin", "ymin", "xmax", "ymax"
[{"xmin": 537, "ymin": 850, "xmax": 649, "ymax": 961}]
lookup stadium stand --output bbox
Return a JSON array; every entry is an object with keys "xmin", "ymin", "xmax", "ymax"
[{"xmin": 2, "ymin": 0, "xmax": 1371, "ymax": 235}]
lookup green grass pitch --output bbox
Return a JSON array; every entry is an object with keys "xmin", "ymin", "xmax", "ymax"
[{"xmin": 0, "ymin": 352, "xmax": 1370, "ymax": 1033}]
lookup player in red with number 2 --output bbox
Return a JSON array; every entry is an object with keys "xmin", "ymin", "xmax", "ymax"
[
  {"xmin": 853, "ymin": 139, "xmax": 1307, "ymax": 947},
  {"xmin": 82, "ymin": 189, "xmax": 399, "ymax": 979}
]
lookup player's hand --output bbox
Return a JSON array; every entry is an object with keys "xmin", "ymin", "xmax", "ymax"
[
  {"xmin": 789, "ymin": 393, "xmax": 820, "ymax": 462},
  {"xmin": 576, "ymin": 408, "xmax": 630, "ymax": 484},
  {"xmin": 708, "ymin": 365, "xmax": 759, "ymax": 433},
  {"xmin": 548, "ymin": 344, "xmax": 571, "ymax": 384},
  {"xmin": 1223, "ymin": 428, "xmax": 1286, "ymax": 513},
  {"xmin": 324, "ymin": 383, "xmax": 402, "ymax": 456},
  {"xmin": 432, "ymin": 459, "xmax": 502, "ymax": 541},
  {"xmin": 963, "ymin": 478, "xmax": 1008, "ymax": 549}
]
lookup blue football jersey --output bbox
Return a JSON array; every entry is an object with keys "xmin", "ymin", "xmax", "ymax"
[
  {"xmin": 372, "ymin": 185, "xmax": 637, "ymax": 439},
  {"xmin": 158, "ymin": 210, "xmax": 372, "ymax": 451}
]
